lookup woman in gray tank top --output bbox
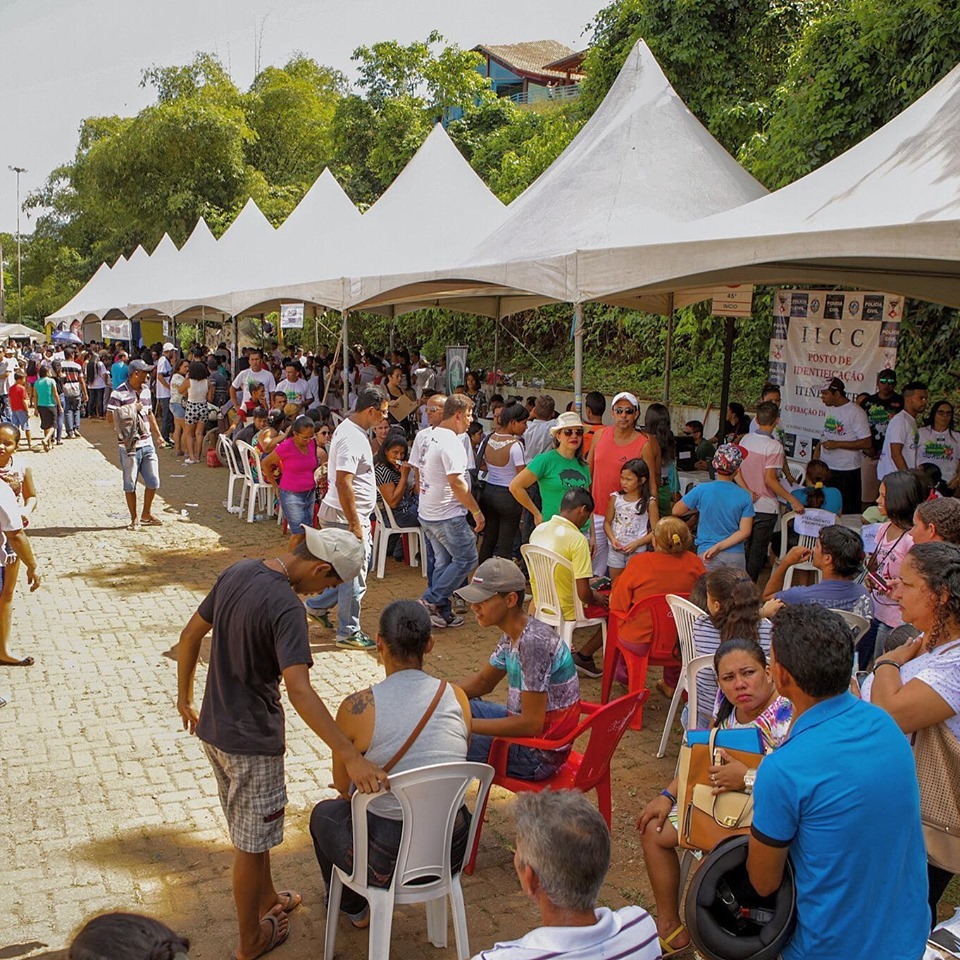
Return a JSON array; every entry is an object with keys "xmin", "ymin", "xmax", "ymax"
[{"xmin": 310, "ymin": 600, "xmax": 471, "ymax": 926}]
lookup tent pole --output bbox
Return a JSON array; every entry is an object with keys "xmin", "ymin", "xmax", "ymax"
[
  {"xmin": 342, "ymin": 311, "xmax": 350, "ymax": 411},
  {"xmin": 389, "ymin": 306, "xmax": 395, "ymax": 353},
  {"xmin": 663, "ymin": 293, "xmax": 675, "ymax": 406},
  {"xmin": 314, "ymin": 305, "xmax": 319, "ymax": 355},
  {"xmin": 494, "ymin": 297, "xmax": 501, "ymax": 393},
  {"xmin": 573, "ymin": 302, "xmax": 584, "ymax": 417},
  {"xmin": 718, "ymin": 317, "xmax": 735, "ymax": 441},
  {"xmin": 233, "ymin": 316, "xmax": 238, "ymax": 375}
]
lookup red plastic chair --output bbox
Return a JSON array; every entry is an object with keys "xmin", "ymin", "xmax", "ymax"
[
  {"xmin": 464, "ymin": 691, "xmax": 647, "ymax": 875},
  {"xmin": 601, "ymin": 593, "xmax": 687, "ymax": 730}
]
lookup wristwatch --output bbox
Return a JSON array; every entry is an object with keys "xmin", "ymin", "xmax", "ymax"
[{"xmin": 743, "ymin": 769, "xmax": 757, "ymax": 794}]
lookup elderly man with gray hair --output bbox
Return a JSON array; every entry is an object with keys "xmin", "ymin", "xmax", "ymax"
[{"xmin": 472, "ymin": 790, "xmax": 659, "ymax": 960}]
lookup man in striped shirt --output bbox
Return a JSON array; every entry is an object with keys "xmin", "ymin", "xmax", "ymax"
[{"xmin": 472, "ymin": 790, "xmax": 659, "ymax": 960}]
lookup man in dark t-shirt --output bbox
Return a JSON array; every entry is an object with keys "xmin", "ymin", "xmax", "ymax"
[
  {"xmin": 860, "ymin": 368, "xmax": 903, "ymax": 455},
  {"xmin": 177, "ymin": 527, "xmax": 385, "ymax": 960}
]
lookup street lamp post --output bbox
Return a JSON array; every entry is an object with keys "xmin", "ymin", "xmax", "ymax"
[{"xmin": 8, "ymin": 166, "xmax": 26, "ymax": 324}]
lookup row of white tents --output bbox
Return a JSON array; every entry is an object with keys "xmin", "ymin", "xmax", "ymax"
[{"xmin": 48, "ymin": 38, "xmax": 960, "ymax": 406}]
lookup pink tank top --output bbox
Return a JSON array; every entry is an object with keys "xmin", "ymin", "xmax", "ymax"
[
  {"xmin": 276, "ymin": 437, "xmax": 318, "ymax": 493},
  {"xmin": 591, "ymin": 428, "xmax": 648, "ymax": 516}
]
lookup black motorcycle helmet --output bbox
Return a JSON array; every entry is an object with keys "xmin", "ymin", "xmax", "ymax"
[{"xmin": 685, "ymin": 835, "xmax": 797, "ymax": 960}]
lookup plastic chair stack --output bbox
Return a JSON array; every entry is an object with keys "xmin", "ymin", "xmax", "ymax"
[{"xmin": 235, "ymin": 440, "xmax": 276, "ymax": 523}]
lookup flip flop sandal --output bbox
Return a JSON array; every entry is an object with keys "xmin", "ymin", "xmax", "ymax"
[
  {"xmin": 0, "ymin": 656, "xmax": 34, "ymax": 667},
  {"xmin": 276, "ymin": 889, "xmax": 301, "ymax": 914},
  {"xmin": 126, "ymin": 520, "xmax": 141, "ymax": 531},
  {"xmin": 659, "ymin": 924, "xmax": 690, "ymax": 955},
  {"xmin": 140, "ymin": 517, "xmax": 163, "ymax": 526},
  {"xmin": 231, "ymin": 909, "xmax": 289, "ymax": 960}
]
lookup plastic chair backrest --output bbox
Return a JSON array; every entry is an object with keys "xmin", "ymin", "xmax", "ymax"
[
  {"xmin": 348, "ymin": 762, "xmax": 494, "ymax": 891},
  {"xmin": 520, "ymin": 544, "xmax": 568, "ymax": 626},
  {"xmin": 829, "ymin": 608, "xmax": 871, "ymax": 645},
  {"xmin": 685, "ymin": 655, "xmax": 715, "ymax": 733},
  {"xmin": 234, "ymin": 440, "xmax": 257, "ymax": 483},
  {"xmin": 218, "ymin": 434, "xmax": 242, "ymax": 477},
  {"xmin": 624, "ymin": 594, "xmax": 680, "ymax": 662},
  {"xmin": 571, "ymin": 693, "xmax": 644, "ymax": 792},
  {"xmin": 666, "ymin": 594, "xmax": 702, "ymax": 665}
]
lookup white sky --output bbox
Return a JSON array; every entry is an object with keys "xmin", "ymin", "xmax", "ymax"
[{"xmin": 0, "ymin": 0, "xmax": 598, "ymax": 233}]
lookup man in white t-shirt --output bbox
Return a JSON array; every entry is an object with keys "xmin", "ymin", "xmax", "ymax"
[
  {"xmin": 303, "ymin": 385, "xmax": 389, "ymax": 649},
  {"xmin": 229, "ymin": 349, "xmax": 277, "ymax": 408},
  {"xmin": 474, "ymin": 790, "xmax": 659, "ymax": 960},
  {"xmin": 276, "ymin": 360, "xmax": 314, "ymax": 409},
  {"xmin": 814, "ymin": 376, "xmax": 872, "ymax": 514},
  {"xmin": 877, "ymin": 381, "xmax": 929, "ymax": 483},
  {"xmin": 418, "ymin": 394, "xmax": 485, "ymax": 630},
  {"xmin": 739, "ymin": 401, "xmax": 806, "ymax": 582},
  {"xmin": 155, "ymin": 342, "xmax": 176, "ymax": 445}
]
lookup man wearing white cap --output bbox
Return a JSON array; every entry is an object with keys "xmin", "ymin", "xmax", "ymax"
[
  {"xmin": 587, "ymin": 391, "xmax": 657, "ymax": 576},
  {"xmin": 177, "ymin": 525, "xmax": 388, "ymax": 960},
  {"xmin": 155, "ymin": 342, "xmax": 177, "ymax": 447},
  {"xmin": 813, "ymin": 377, "xmax": 872, "ymax": 514}
]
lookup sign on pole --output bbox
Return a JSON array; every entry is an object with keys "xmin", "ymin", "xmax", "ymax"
[
  {"xmin": 710, "ymin": 285, "xmax": 754, "ymax": 317},
  {"xmin": 768, "ymin": 289, "xmax": 903, "ymax": 460},
  {"xmin": 280, "ymin": 303, "xmax": 305, "ymax": 329},
  {"xmin": 102, "ymin": 319, "xmax": 132, "ymax": 341},
  {"xmin": 446, "ymin": 345, "xmax": 468, "ymax": 395}
]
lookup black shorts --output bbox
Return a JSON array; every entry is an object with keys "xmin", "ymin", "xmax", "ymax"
[{"xmin": 39, "ymin": 406, "xmax": 56, "ymax": 430}]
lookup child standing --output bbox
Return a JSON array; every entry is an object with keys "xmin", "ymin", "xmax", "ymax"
[
  {"xmin": 8, "ymin": 372, "xmax": 33, "ymax": 449},
  {"xmin": 603, "ymin": 458, "xmax": 659, "ymax": 580}
]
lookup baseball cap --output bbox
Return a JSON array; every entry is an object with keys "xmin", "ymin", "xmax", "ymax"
[
  {"xmin": 713, "ymin": 443, "xmax": 746, "ymax": 475},
  {"xmin": 128, "ymin": 359, "xmax": 154, "ymax": 372},
  {"xmin": 162, "ymin": 342, "xmax": 175, "ymax": 352},
  {"xmin": 612, "ymin": 391, "xmax": 639, "ymax": 410},
  {"xmin": 817, "ymin": 376, "xmax": 846, "ymax": 394},
  {"xmin": 455, "ymin": 558, "xmax": 526, "ymax": 604},
  {"xmin": 549, "ymin": 411, "xmax": 585, "ymax": 436},
  {"xmin": 302, "ymin": 527, "xmax": 365, "ymax": 581}
]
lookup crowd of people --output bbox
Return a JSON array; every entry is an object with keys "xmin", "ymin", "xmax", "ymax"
[{"xmin": 11, "ymin": 334, "xmax": 960, "ymax": 960}]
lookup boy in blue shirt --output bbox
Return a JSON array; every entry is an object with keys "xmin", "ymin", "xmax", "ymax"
[
  {"xmin": 673, "ymin": 444, "xmax": 755, "ymax": 570},
  {"xmin": 748, "ymin": 604, "xmax": 928, "ymax": 960}
]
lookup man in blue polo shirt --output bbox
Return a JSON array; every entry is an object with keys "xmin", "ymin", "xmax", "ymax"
[{"xmin": 747, "ymin": 604, "xmax": 928, "ymax": 960}]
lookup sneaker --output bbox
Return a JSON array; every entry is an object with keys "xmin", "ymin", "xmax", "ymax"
[
  {"xmin": 445, "ymin": 614, "xmax": 465, "ymax": 628},
  {"xmin": 337, "ymin": 631, "xmax": 376, "ymax": 650},
  {"xmin": 451, "ymin": 596, "xmax": 468, "ymax": 615},
  {"xmin": 305, "ymin": 608, "xmax": 334, "ymax": 629},
  {"xmin": 418, "ymin": 598, "xmax": 447, "ymax": 629},
  {"xmin": 572, "ymin": 651, "xmax": 602, "ymax": 679},
  {"xmin": 183, "ymin": 458, "xmax": 197, "ymax": 465}
]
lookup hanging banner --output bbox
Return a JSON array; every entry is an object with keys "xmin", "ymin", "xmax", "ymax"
[
  {"xmin": 102, "ymin": 319, "xmax": 132, "ymax": 341},
  {"xmin": 446, "ymin": 345, "xmax": 468, "ymax": 395},
  {"xmin": 767, "ymin": 289, "xmax": 902, "ymax": 461},
  {"xmin": 280, "ymin": 303, "xmax": 304, "ymax": 329}
]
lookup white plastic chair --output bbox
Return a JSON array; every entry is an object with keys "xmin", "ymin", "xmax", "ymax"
[
  {"xmin": 235, "ymin": 440, "xmax": 276, "ymax": 523},
  {"xmin": 660, "ymin": 595, "xmax": 709, "ymax": 758},
  {"xmin": 324, "ymin": 761, "xmax": 494, "ymax": 960},
  {"xmin": 373, "ymin": 501, "xmax": 427, "ymax": 579},
  {"xmin": 520, "ymin": 544, "xmax": 607, "ymax": 651},
  {"xmin": 217, "ymin": 434, "xmax": 245, "ymax": 513},
  {"xmin": 685, "ymin": 654, "xmax": 716, "ymax": 739},
  {"xmin": 830, "ymin": 608, "xmax": 871, "ymax": 675},
  {"xmin": 776, "ymin": 511, "xmax": 823, "ymax": 590}
]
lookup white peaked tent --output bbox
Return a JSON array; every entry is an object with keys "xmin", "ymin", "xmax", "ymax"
[
  {"xmin": 347, "ymin": 39, "xmax": 768, "ymax": 318},
  {"xmin": 121, "ymin": 233, "xmax": 180, "ymax": 317},
  {"xmin": 46, "ymin": 261, "xmax": 113, "ymax": 324},
  {"xmin": 577, "ymin": 55, "xmax": 960, "ymax": 308},
  {"xmin": 208, "ymin": 168, "xmax": 364, "ymax": 317}
]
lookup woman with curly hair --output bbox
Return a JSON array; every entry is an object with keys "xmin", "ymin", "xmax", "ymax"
[
  {"xmin": 691, "ymin": 566, "xmax": 772, "ymax": 727},
  {"xmin": 70, "ymin": 912, "xmax": 189, "ymax": 960},
  {"xmin": 912, "ymin": 497, "xmax": 960, "ymax": 546}
]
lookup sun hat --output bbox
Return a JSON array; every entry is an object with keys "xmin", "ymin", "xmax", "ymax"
[
  {"xmin": 549, "ymin": 411, "xmax": 585, "ymax": 437},
  {"xmin": 713, "ymin": 443, "xmax": 746, "ymax": 475},
  {"xmin": 302, "ymin": 527, "xmax": 365, "ymax": 581},
  {"xmin": 455, "ymin": 558, "xmax": 527, "ymax": 604}
]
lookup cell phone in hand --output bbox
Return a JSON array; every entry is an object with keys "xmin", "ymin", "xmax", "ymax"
[{"xmin": 866, "ymin": 570, "xmax": 889, "ymax": 593}]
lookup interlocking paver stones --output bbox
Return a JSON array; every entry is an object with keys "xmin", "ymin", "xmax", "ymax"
[{"xmin": 0, "ymin": 417, "xmax": 692, "ymax": 958}]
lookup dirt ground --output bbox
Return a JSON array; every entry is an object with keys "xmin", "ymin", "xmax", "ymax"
[{"xmin": 1, "ymin": 416, "xmax": 952, "ymax": 959}]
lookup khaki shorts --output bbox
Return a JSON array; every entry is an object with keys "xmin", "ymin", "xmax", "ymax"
[{"xmin": 203, "ymin": 742, "xmax": 287, "ymax": 854}]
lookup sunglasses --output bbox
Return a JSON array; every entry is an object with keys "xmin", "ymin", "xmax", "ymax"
[
  {"xmin": 561, "ymin": 428, "xmax": 584, "ymax": 437},
  {"xmin": 613, "ymin": 407, "xmax": 635, "ymax": 415},
  {"xmin": 878, "ymin": 378, "xmax": 896, "ymax": 384}
]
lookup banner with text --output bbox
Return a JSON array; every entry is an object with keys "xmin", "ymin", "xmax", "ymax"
[
  {"xmin": 767, "ymin": 289, "xmax": 902, "ymax": 461},
  {"xmin": 280, "ymin": 303, "xmax": 305, "ymax": 329}
]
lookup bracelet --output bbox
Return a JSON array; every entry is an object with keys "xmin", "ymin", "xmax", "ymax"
[
  {"xmin": 874, "ymin": 659, "xmax": 901, "ymax": 672},
  {"xmin": 660, "ymin": 789, "xmax": 677, "ymax": 804},
  {"xmin": 472, "ymin": 510, "xmax": 482, "ymax": 516}
]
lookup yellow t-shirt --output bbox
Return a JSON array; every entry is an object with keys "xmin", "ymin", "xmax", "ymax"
[{"xmin": 529, "ymin": 514, "xmax": 593, "ymax": 621}]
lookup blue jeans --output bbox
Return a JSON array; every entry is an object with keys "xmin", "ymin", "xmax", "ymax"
[
  {"xmin": 158, "ymin": 396, "xmax": 172, "ymax": 442},
  {"xmin": 278, "ymin": 488, "xmax": 316, "ymax": 536},
  {"xmin": 466, "ymin": 700, "xmax": 567, "ymax": 781},
  {"xmin": 64, "ymin": 395, "xmax": 81, "ymax": 434},
  {"xmin": 420, "ymin": 515, "xmax": 478, "ymax": 618},
  {"xmin": 305, "ymin": 515, "xmax": 371, "ymax": 639}
]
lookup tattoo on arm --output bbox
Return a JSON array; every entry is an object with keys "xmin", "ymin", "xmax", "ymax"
[{"xmin": 346, "ymin": 688, "xmax": 373, "ymax": 715}]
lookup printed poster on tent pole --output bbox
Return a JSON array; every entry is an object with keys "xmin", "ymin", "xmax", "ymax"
[{"xmin": 767, "ymin": 289, "xmax": 903, "ymax": 462}]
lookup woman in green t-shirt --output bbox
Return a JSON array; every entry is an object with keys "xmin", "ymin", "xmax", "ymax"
[
  {"xmin": 34, "ymin": 366, "xmax": 62, "ymax": 453},
  {"xmin": 510, "ymin": 411, "xmax": 592, "ymax": 527}
]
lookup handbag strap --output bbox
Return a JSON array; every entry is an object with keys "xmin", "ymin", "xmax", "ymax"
[{"xmin": 381, "ymin": 680, "xmax": 448, "ymax": 773}]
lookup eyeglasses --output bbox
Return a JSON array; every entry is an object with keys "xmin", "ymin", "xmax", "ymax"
[
  {"xmin": 613, "ymin": 407, "xmax": 635, "ymax": 415},
  {"xmin": 561, "ymin": 428, "xmax": 583, "ymax": 437},
  {"xmin": 878, "ymin": 378, "xmax": 896, "ymax": 384}
]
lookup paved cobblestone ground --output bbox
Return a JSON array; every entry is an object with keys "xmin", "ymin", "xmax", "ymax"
[{"xmin": 3, "ymin": 418, "xmax": 953, "ymax": 958}]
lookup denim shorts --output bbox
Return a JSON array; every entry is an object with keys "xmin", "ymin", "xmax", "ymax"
[
  {"xmin": 279, "ymin": 487, "xmax": 316, "ymax": 535},
  {"xmin": 170, "ymin": 402, "xmax": 186, "ymax": 420},
  {"xmin": 10, "ymin": 410, "xmax": 28, "ymax": 430},
  {"xmin": 119, "ymin": 443, "xmax": 160, "ymax": 492}
]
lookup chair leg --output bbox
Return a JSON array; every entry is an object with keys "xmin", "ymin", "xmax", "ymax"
[
  {"xmin": 376, "ymin": 533, "xmax": 388, "ymax": 579},
  {"xmin": 656, "ymin": 677, "xmax": 686, "ymax": 758},
  {"xmin": 464, "ymin": 787, "xmax": 492, "ymax": 875},
  {"xmin": 246, "ymin": 484, "xmax": 257, "ymax": 523},
  {"xmin": 419, "ymin": 532, "xmax": 428, "ymax": 578},
  {"xmin": 323, "ymin": 871, "xmax": 343, "ymax": 960},
  {"xmin": 596, "ymin": 775, "xmax": 612, "ymax": 828},
  {"xmin": 366, "ymin": 890, "xmax": 395, "ymax": 960},
  {"xmin": 425, "ymin": 896, "xmax": 448, "ymax": 948},
  {"xmin": 449, "ymin": 880, "xmax": 471, "ymax": 960}
]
